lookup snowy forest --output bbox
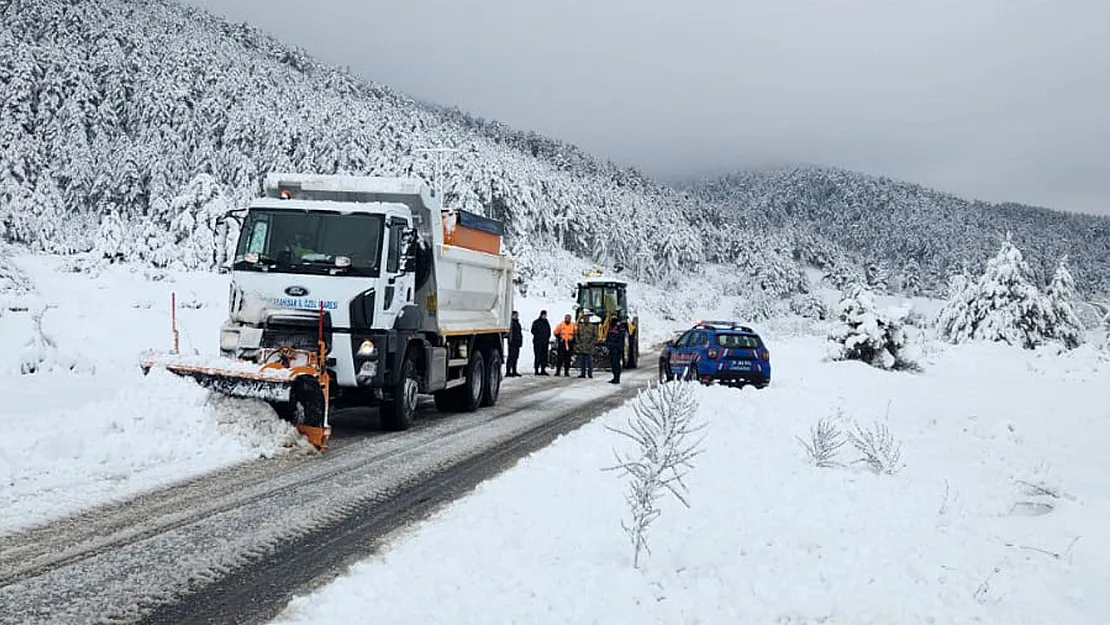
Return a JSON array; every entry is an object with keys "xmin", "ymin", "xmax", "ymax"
[
  {"xmin": 1, "ymin": 0, "xmax": 1108, "ymax": 299},
  {"xmin": 684, "ymin": 167, "xmax": 1110, "ymax": 296}
]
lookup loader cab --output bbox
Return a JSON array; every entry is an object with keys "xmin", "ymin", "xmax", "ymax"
[{"xmin": 575, "ymin": 280, "xmax": 629, "ymax": 321}]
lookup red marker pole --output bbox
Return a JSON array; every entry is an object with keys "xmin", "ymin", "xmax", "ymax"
[{"xmin": 171, "ymin": 292, "xmax": 179, "ymax": 354}]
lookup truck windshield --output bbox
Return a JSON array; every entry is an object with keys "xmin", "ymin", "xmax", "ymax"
[{"xmin": 233, "ymin": 209, "xmax": 384, "ymax": 276}]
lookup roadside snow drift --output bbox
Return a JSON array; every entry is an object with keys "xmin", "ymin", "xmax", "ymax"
[
  {"xmin": 274, "ymin": 336, "xmax": 1110, "ymax": 625},
  {"xmin": 0, "ymin": 255, "xmax": 312, "ymax": 536}
]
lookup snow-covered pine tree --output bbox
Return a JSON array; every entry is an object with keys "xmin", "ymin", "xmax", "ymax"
[
  {"xmin": 865, "ymin": 260, "xmax": 890, "ymax": 293},
  {"xmin": 828, "ymin": 284, "xmax": 919, "ymax": 370},
  {"xmin": 936, "ymin": 238, "xmax": 1054, "ymax": 349},
  {"xmin": 1044, "ymin": 256, "xmax": 1085, "ymax": 349},
  {"xmin": 899, "ymin": 258, "xmax": 922, "ymax": 295},
  {"xmin": 166, "ymin": 174, "xmax": 232, "ymax": 271},
  {"xmin": 734, "ymin": 288, "xmax": 784, "ymax": 322}
]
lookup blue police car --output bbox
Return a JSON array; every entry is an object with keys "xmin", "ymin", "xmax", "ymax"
[{"xmin": 659, "ymin": 321, "xmax": 771, "ymax": 388}]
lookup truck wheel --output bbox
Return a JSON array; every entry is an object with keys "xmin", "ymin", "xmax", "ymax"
[
  {"xmin": 269, "ymin": 376, "xmax": 326, "ymax": 428},
  {"xmin": 481, "ymin": 347, "xmax": 502, "ymax": 407},
  {"xmin": 461, "ymin": 350, "xmax": 486, "ymax": 412},
  {"xmin": 626, "ymin": 332, "xmax": 639, "ymax": 369},
  {"xmin": 382, "ymin": 356, "xmax": 418, "ymax": 431}
]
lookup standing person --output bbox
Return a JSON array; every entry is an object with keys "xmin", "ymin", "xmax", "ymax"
[
  {"xmin": 606, "ymin": 317, "xmax": 626, "ymax": 384},
  {"xmin": 575, "ymin": 315, "xmax": 599, "ymax": 378},
  {"xmin": 553, "ymin": 313, "xmax": 577, "ymax": 377},
  {"xmin": 506, "ymin": 310, "xmax": 523, "ymax": 377},
  {"xmin": 531, "ymin": 310, "xmax": 551, "ymax": 376}
]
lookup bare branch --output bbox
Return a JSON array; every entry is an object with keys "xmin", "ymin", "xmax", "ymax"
[
  {"xmin": 606, "ymin": 380, "xmax": 705, "ymax": 568},
  {"xmin": 846, "ymin": 420, "xmax": 904, "ymax": 475}
]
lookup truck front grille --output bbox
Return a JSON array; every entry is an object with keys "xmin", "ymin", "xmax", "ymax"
[{"xmin": 262, "ymin": 327, "xmax": 328, "ymax": 351}]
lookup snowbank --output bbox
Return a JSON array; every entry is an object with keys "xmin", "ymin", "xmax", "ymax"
[
  {"xmin": 274, "ymin": 336, "xmax": 1110, "ymax": 625},
  {"xmin": 0, "ymin": 255, "xmax": 311, "ymax": 535}
]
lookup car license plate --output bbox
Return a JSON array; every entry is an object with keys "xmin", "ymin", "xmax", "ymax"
[{"xmin": 730, "ymin": 360, "xmax": 751, "ymax": 369}]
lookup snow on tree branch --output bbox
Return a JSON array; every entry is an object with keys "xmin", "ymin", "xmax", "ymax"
[{"xmin": 937, "ymin": 238, "xmax": 1083, "ymax": 350}]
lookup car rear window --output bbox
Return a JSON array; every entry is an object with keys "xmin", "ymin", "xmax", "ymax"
[{"xmin": 716, "ymin": 333, "xmax": 762, "ymax": 349}]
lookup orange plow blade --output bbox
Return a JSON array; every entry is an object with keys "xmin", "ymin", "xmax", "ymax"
[{"xmin": 140, "ymin": 353, "xmax": 331, "ymax": 451}]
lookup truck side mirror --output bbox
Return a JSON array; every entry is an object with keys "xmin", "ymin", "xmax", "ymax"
[{"xmin": 401, "ymin": 227, "xmax": 418, "ymax": 273}]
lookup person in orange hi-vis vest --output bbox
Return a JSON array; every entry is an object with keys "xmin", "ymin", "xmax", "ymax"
[{"xmin": 553, "ymin": 314, "xmax": 577, "ymax": 377}]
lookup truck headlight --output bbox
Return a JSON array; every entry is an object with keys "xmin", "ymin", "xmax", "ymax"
[
  {"xmin": 357, "ymin": 339, "xmax": 377, "ymax": 358},
  {"xmin": 220, "ymin": 329, "xmax": 239, "ymax": 351}
]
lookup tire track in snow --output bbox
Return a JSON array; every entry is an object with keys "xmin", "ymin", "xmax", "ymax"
[{"xmin": 0, "ymin": 367, "xmax": 652, "ymax": 625}]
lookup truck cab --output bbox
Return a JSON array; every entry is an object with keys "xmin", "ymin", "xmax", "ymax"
[{"xmin": 219, "ymin": 174, "xmax": 513, "ymax": 433}]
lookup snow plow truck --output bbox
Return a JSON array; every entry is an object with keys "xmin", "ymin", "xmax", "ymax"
[{"xmin": 142, "ymin": 174, "xmax": 514, "ymax": 451}]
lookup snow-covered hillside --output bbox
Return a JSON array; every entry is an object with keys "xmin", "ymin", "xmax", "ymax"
[
  {"xmin": 0, "ymin": 0, "xmax": 803, "ymax": 293},
  {"xmin": 5, "ymin": 0, "xmax": 1108, "ymax": 300},
  {"xmin": 273, "ymin": 335, "xmax": 1110, "ymax": 625}
]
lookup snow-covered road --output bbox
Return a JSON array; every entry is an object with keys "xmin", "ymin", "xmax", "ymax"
[{"xmin": 0, "ymin": 364, "xmax": 655, "ymax": 625}]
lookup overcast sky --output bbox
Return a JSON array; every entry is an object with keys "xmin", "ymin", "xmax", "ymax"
[{"xmin": 182, "ymin": 0, "xmax": 1109, "ymax": 215}]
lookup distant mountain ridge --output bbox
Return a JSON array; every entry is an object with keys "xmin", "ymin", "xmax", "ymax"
[{"xmin": 683, "ymin": 166, "xmax": 1110, "ymax": 296}]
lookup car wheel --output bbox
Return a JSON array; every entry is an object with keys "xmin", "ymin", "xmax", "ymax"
[{"xmin": 658, "ymin": 360, "xmax": 673, "ymax": 384}]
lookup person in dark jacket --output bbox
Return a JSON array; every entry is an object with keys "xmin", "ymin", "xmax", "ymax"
[
  {"xmin": 506, "ymin": 310, "xmax": 523, "ymax": 377},
  {"xmin": 531, "ymin": 310, "xmax": 552, "ymax": 375},
  {"xmin": 606, "ymin": 318, "xmax": 626, "ymax": 384},
  {"xmin": 575, "ymin": 315, "xmax": 599, "ymax": 378}
]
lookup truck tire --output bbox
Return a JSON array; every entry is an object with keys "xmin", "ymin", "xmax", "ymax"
[
  {"xmin": 626, "ymin": 331, "xmax": 639, "ymax": 369},
  {"xmin": 481, "ymin": 347, "xmax": 502, "ymax": 407},
  {"xmin": 269, "ymin": 376, "xmax": 326, "ymax": 428},
  {"xmin": 461, "ymin": 350, "xmax": 486, "ymax": 412},
  {"xmin": 381, "ymin": 356, "xmax": 418, "ymax": 431}
]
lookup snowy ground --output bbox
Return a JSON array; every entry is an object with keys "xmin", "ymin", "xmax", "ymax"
[
  {"xmin": 273, "ymin": 335, "xmax": 1110, "ymax": 624},
  {"xmin": 7, "ymin": 250, "xmax": 1109, "ymax": 623},
  {"xmin": 0, "ymin": 255, "xmax": 316, "ymax": 535},
  {"xmin": 0, "ymin": 252, "xmax": 689, "ymax": 535}
]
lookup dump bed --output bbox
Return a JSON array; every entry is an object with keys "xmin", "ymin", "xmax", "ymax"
[{"xmin": 263, "ymin": 173, "xmax": 513, "ymax": 337}]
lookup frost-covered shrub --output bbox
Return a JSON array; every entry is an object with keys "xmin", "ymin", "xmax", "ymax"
[
  {"xmin": 847, "ymin": 420, "xmax": 904, "ymax": 475},
  {"xmin": 822, "ymin": 263, "xmax": 864, "ymax": 290},
  {"xmin": 57, "ymin": 253, "xmax": 106, "ymax": 279},
  {"xmin": 164, "ymin": 174, "xmax": 233, "ymax": 271},
  {"xmin": 1, "ymin": 248, "xmax": 32, "ymax": 298},
  {"xmin": 936, "ymin": 239, "xmax": 1068, "ymax": 350},
  {"xmin": 797, "ymin": 413, "xmax": 846, "ymax": 468},
  {"xmin": 734, "ymin": 289, "xmax": 786, "ymax": 322},
  {"xmin": 789, "ymin": 293, "xmax": 829, "ymax": 320},
  {"xmin": 898, "ymin": 259, "xmax": 923, "ymax": 296},
  {"xmin": 606, "ymin": 381, "xmax": 704, "ymax": 569},
  {"xmin": 18, "ymin": 304, "xmax": 94, "ymax": 375},
  {"xmin": 828, "ymin": 285, "xmax": 921, "ymax": 371}
]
